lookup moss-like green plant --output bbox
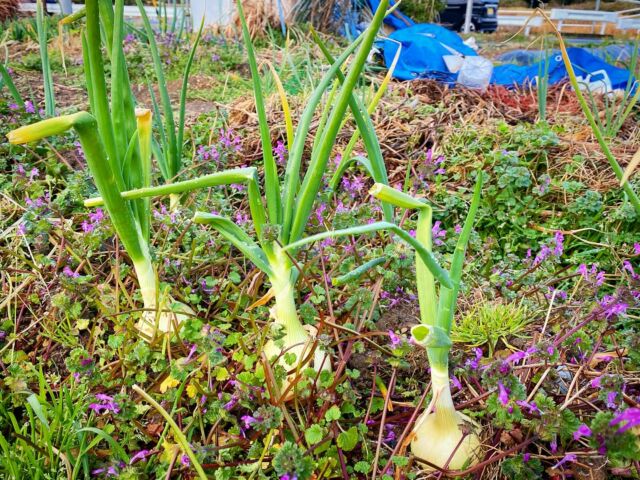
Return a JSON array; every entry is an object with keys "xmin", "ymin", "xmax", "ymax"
[{"xmin": 452, "ymin": 301, "xmax": 529, "ymax": 355}]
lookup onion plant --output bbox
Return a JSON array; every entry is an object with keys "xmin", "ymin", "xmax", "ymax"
[
  {"xmin": 135, "ymin": 0, "xmax": 204, "ymax": 209},
  {"xmin": 368, "ymin": 178, "xmax": 484, "ymax": 470},
  {"xmin": 8, "ymin": 0, "xmax": 191, "ymax": 339},
  {"xmin": 84, "ymin": 0, "xmax": 453, "ymax": 399},
  {"xmin": 36, "ymin": 0, "xmax": 55, "ymax": 117}
]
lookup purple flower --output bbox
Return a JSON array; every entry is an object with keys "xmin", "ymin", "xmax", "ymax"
[
  {"xmin": 384, "ymin": 424, "xmax": 396, "ymax": 442},
  {"xmin": 552, "ymin": 453, "xmax": 577, "ymax": 469},
  {"xmin": 180, "ymin": 454, "xmax": 190, "ymax": 467},
  {"xmin": 388, "ymin": 330, "xmax": 401, "ymax": 347},
  {"xmin": 591, "ymin": 376, "xmax": 602, "ymax": 388},
  {"xmin": 280, "ymin": 475, "xmax": 298, "ymax": 480},
  {"xmin": 8, "ymin": 102, "xmax": 19, "ymax": 110},
  {"xmin": 185, "ymin": 343, "xmax": 198, "ymax": 361},
  {"xmin": 598, "ymin": 295, "xmax": 628, "ymax": 319},
  {"xmin": 610, "ymin": 408, "xmax": 640, "ymax": 433},
  {"xmin": 273, "ymin": 140, "xmax": 287, "ymax": 166},
  {"xmin": 506, "ymin": 347, "xmax": 537, "ymax": 364},
  {"xmin": 235, "ymin": 211, "xmax": 249, "ymax": 225},
  {"xmin": 454, "ymin": 224, "xmax": 462, "ymax": 234},
  {"xmin": 314, "ymin": 203, "xmax": 327, "ymax": 224},
  {"xmin": 465, "ymin": 347, "xmax": 483, "ymax": 370},
  {"xmin": 129, "ymin": 449, "xmax": 151, "ymax": 464},
  {"xmin": 223, "ymin": 395, "xmax": 238, "ymax": 411},
  {"xmin": 24, "ymin": 100, "xmax": 36, "ymax": 114},
  {"xmin": 634, "ymin": 242, "xmax": 640, "ymax": 255},
  {"xmin": 523, "ymin": 452, "xmax": 531, "ymax": 462},
  {"xmin": 573, "ymin": 424, "xmax": 592, "ymax": 440},
  {"xmin": 533, "ymin": 244, "xmax": 551, "ymax": 265},
  {"xmin": 497, "ymin": 382, "xmax": 510, "ymax": 406},
  {"xmin": 553, "ymin": 231, "xmax": 564, "ymax": 256},
  {"xmin": 606, "ymin": 391, "xmax": 618, "ymax": 409},
  {"xmin": 622, "ymin": 260, "xmax": 639, "ymax": 279},
  {"xmin": 88, "ymin": 394, "xmax": 120, "ymax": 415},
  {"xmin": 451, "ymin": 374, "xmax": 462, "ymax": 390},
  {"xmin": 578, "ymin": 263, "xmax": 606, "ymax": 286},
  {"xmin": 62, "ymin": 266, "xmax": 80, "ymax": 278},
  {"xmin": 29, "ymin": 167, "xmax": 39, "ymax": 181},
  {"xmin": 432, "ymin": 221, "xmax": 446, "ymax": 246},
  {"xmin": 241, "ymin": 415, "xmax": 256, "ymax": 429},
  {"xmin": 516, "ymin": 400, "xmax": 539, "ymax": 414}
]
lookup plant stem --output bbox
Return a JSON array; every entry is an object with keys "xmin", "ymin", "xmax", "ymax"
[{"xmin": 132, "ymin": 385, "xmax": 207, "ymax": 480}]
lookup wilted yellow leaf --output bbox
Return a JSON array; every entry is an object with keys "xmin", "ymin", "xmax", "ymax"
[
  {"xmin": 159, "ymin": 376, "xmax": 180, "ymax": 393},
  {"xmin": 186, "ymin": 383, "xmax": 198, "ymax": 399}
]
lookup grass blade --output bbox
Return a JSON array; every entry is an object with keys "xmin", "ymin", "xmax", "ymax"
[
  {"xmin": 311, "ymin": 27, "xmax": 394, "ymax": 223},
  {"xmin": 177, "ymin": 16, "xmax": 205, "ymax": 162},
  {"xmin": 0, "ymin": 63, "xmax": 24, "ymax": 106},
  {"xmin": 280, "ymin": 38, "xmax": 364, "ymax": 243},
  {"xmin": 541, "ymin": 9, "xmax": 640, "ymax": 215}
]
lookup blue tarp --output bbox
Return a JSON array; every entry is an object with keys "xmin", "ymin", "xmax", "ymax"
[
  {"xmin": 367, "ymin": 1, "xmax": 635, "ymax": 90},
  {"xmin": 380, "ymin": 23, "xmax": 477, "ymax": 81},
  {"xmin": 497, "ymin": 44, "xmax": 637, "ymax": 65},
  {"xmin": 492, "ymin": 48, "xmax": 634, "ymax": 90},
  {"xmin": 368, "ymin": 0, "xmax": 415, "ymax": 30}
]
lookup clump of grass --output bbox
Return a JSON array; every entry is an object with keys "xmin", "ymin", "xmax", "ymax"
[{"xmin": 452, "ymin": 301, "xmax": 529, "ymax": 354}]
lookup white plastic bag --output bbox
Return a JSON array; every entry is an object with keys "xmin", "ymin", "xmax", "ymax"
[{"xmin": 457, "ymin": 56, "xmax": 494, "ymax": 90}]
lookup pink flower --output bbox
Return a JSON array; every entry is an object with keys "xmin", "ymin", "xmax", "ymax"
[
  {"xmin": 388, "ymin": 330, "xmax": 401, "ymax": 347},
  {"xmin": 497, "ymin": 382, "xmax": 509, "ymax": 406},
  {"xmin": 62, "ymin": 266, "xmax": 79, "ymax": 278},
  {"xmin": 241, "ymin": 415, "xmax": 256, "ymax": 429},
  {"xmin": 431, "ymin": 221, "xmax": 446, "ymax": 246},
  {"xmin": 573, "ymin": 424, "xmax": 592, "ymax": 440},
  {"xmin": 610, "ymin": 408, "xmax": 640, "ymax": 433},
  {"xmin": 129, "ymin": 449, "xmax": 151, "ymax": 464},
  {"xmin": 552, "ymin": 453, "xmax": 577, "ymax": 469}
]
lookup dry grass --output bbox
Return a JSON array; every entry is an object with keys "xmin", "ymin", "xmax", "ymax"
[{"xmin": 0, "ymin": 0, "xmax": 20, "ymax": 22}]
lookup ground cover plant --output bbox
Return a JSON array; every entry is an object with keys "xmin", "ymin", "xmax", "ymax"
[{"xmin": 0, "ymin": 0, "xmax": 639, "ymax": 479}]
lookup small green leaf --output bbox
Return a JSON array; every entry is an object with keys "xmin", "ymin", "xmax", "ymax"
[
  {"xmin": 325, "ymin": 405, "xmax": 341, "ymax": 422},
  {"xmin": 337, "ymin": 426, "xmax": 358, "ymax": 451},
  {"xmin": 304, "ymin": 424, "xmax": 324, "ymax": 445}
]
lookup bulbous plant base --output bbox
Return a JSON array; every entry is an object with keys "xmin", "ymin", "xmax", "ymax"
[
  {"xmin": 264, "ymin": 325, "xmax": 331, "ymax": 401},
  {"xmin": 411, "ymin": 409, "xmax": 481, "ymax": 471},
  {"xmin": 136, "ymin": 299, "xmax": 194, "ymax": 339}
]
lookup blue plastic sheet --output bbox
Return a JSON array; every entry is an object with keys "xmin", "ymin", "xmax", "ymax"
[
  {"xmin": 366, "ymin": 1, "xmax": 635, "ymax": 90},
  {"xmin": 368, "ymin": 0, "xmax": 415, "ymax": 30},
  {"xmin": 379, "ymin": 23, "xmax": 477, "ymax": 81},
  {"xmin": 497, "ymin": 44, "xmax": 637, "ymax": 65},
  {"xmin": 492, "ymin": 47, "xmax": 634, "ymax": 90}
]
